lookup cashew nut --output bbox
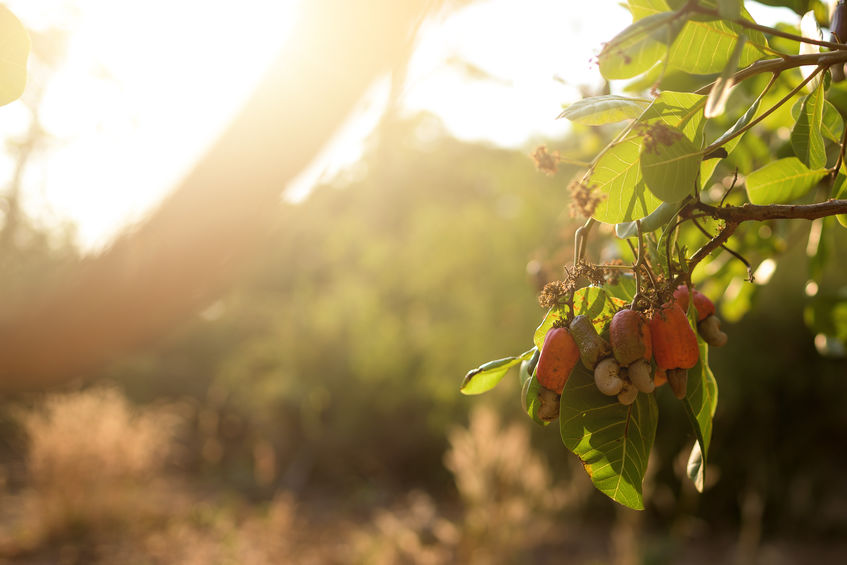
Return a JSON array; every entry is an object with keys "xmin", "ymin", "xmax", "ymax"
[
  {"xmin": 628, "ymin": 358, "xmax": 655, "ymax": 393},
  {"xmin": 594, "ymin": 357, "xmax": 624, "ymax": 396},
  {"xmin": 617, "ymin": 381, "xmax": 639, "ymax": 406}
]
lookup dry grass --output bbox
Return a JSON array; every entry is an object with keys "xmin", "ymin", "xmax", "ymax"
[
  {"xmin": 15, "ymin": 387, "xmax": 181, "ymax": 542},
  {"xmin": 356, "ymin": 406, "xmax": 589, "ymax": 564},
  {"xmin": 0, "ymin": 393, "xmax": 596, "ymax": 564}
]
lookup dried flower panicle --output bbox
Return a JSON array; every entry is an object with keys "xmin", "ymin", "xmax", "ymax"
[
  {"xmin": 568, "ymin": 180, "xmax": 604, "ymax": 218},
  {"xmin": 538, "ymin": 280, "xmax": 572, "ymax": 309},
  {"xmin": 531, "ymin": 145, "xmax": 560, "ymax": 176}
]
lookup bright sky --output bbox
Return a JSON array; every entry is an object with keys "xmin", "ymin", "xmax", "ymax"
[{"xmin": 0, "ymin": 0, "xmax": 797, "ymax": 250}]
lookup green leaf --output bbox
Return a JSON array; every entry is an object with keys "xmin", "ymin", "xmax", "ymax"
[
  {"xmin": 558, "ymin": 95, "xmax": 651, "ymax": 126},
  {"xmin": 615, "ymin": 199, "xmax": 685, "ymax": 238},
  {"xmin": 701, "ymin": 82, "xmax": 770, "ymax": 185},
  {"xmin": 709, "ymin": 88, "xmax": 763, "ymax": 149},
  {"xmin": 667, "ymin": 18, "xmax": 766, "ymax": 75},
  {"xmin": 461, "ymin": 349, "xmax": 535, "ymax": 395},
  {"xmin": 603, "ymin": 276, "xmax": 638, "ymax": 303},
  {"xmin": 791, "ymin": 81, "xmax": 826, "ymax": 169},
  {"xmin": 598, "ymin": 11, "xmax": 686, "ymax": 80},
  {"xmin": 791, "ymin": 98, "xmax": 843, "ymax": 143},
  {"xmin": 681, "ymin": 319, "xmax": 719, "ymax": 492},
  {"xmin": 640, "ymin": 126, "xmax": 702, "ymax": 202},
  {"xmin": 560, "ymin": 363, "xmax": 658, "ymax": 510},
  {"xmin": 0, "ymin": 6, "xmax": 30, "ymax": 106},
  {"xmin": 519, "ymin": 349, "xmax": 552, "ymax": 427},
  {"xmin": 586, "ymin": 137, "xmax": 664, "ymax": 224},
  {"xmin": 822, "ymin": 101, "xmax": 843, "ymax": 143},
  {"xmin": 573, "ymin": 286, "xmax": 628, "ymax": 331},
  {"xmin": 534, "ymin": 307, "xmax": 563, "ymax": 350},
  {"xmin": 745, "ymin": 157, "xmax": 827, "ymax": 204},
  {"xmin": 533, "ymin": 287, "xmax": 626, "ymax": 348}
]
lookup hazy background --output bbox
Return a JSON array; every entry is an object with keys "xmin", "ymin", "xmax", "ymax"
[{"xmin": 0, "ymin": 1, "xmax": 845, "ymax": 564}]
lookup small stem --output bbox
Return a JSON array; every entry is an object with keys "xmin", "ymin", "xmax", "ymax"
[
  {"xmin": 558, "ymin": 157, "xmax": 593, "ymax": 167},
  {"xmin": 597, "ymin": 264, "xmax": 639, "ymax": 271},
  {"xmin": 719, "ymin": 169, "xmax": 739, "ymax": 207},
  {"xmin": 574, "ymin": 218, "xmax": 596, "ymax": 266}
]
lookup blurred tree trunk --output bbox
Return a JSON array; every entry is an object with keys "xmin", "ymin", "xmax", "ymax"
[{"xmin": 0, "ymin": 0, "xmax": 433, "ymax": 392}]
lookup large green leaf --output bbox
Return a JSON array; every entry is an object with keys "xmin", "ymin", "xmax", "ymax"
[
  {"xmin": 560, "ymin": 363, "xmax": 659, "ymax": 510},
  {"xmin": 681, "ymin": 311, "xmax": 719, "ymax": 492},
  {"xmin": 558, "ymin": 95, "xmax": 651, "ymax": 126},
  {"xmin": 586, "ymin": 137, "xmax": 664, "ymax": 224},
  {"xmin": 640, "ymin": 125, "xmax": 702, "ymax": 202},
  {"xmin": 668, "ymin": 19, "xmax": 765, "ymax": 74},
  {"xmin": 629, "ymin": 0, "xmax": 768, "ymax": 74},
  {"xmin": 461, "ymin": 348, "xmax": 535, "ymax": 395},
  {"xmin": 791, "ymin": 80, "xmax": 826, "ymax": 169},
  {"xmin": 598, "ymin": 11, "xmax": 686, "ymax": 80},
  {"xmin": 745, "ymin": 157, "xmax": 827, "ymax": 204},
  {"xmin": 0, "ymin": 6, "xmax": 30, "ymax": 106}
]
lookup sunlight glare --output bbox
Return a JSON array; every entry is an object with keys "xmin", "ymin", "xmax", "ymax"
[{"xmin": 5, "ymin": 0, "xmax": 298, "ymax": 250}]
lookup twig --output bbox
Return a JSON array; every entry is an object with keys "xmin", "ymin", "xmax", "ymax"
[
  {"xmin": 719, "ymin": 170, "xmax": 739, "ymax": 207},
  {"xmin": 694, "ymin": 51, "xmax": 842, "ymax": 97},
  {"xmin": 703, "ymin": 66, "xmax": 823, "ymax": 153},
  {"xmin": 676, "ymin": 222, "xmax": 739, "ymax": 286},
  {"xmin": 692, "ymin": 218, "xmax": 753, "ymax": 280},
  {"xmin": 691, "ymin": 199, "xmax": 847, "ymax": 222},
  {"xmin": 574, "ymin": 218, "xmax": 596, "ymax": 266}
]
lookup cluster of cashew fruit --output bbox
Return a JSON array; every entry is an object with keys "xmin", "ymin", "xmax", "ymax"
[{"xmin": 535, "ymin": 286, "xmax": 727, "ymax": 407}]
